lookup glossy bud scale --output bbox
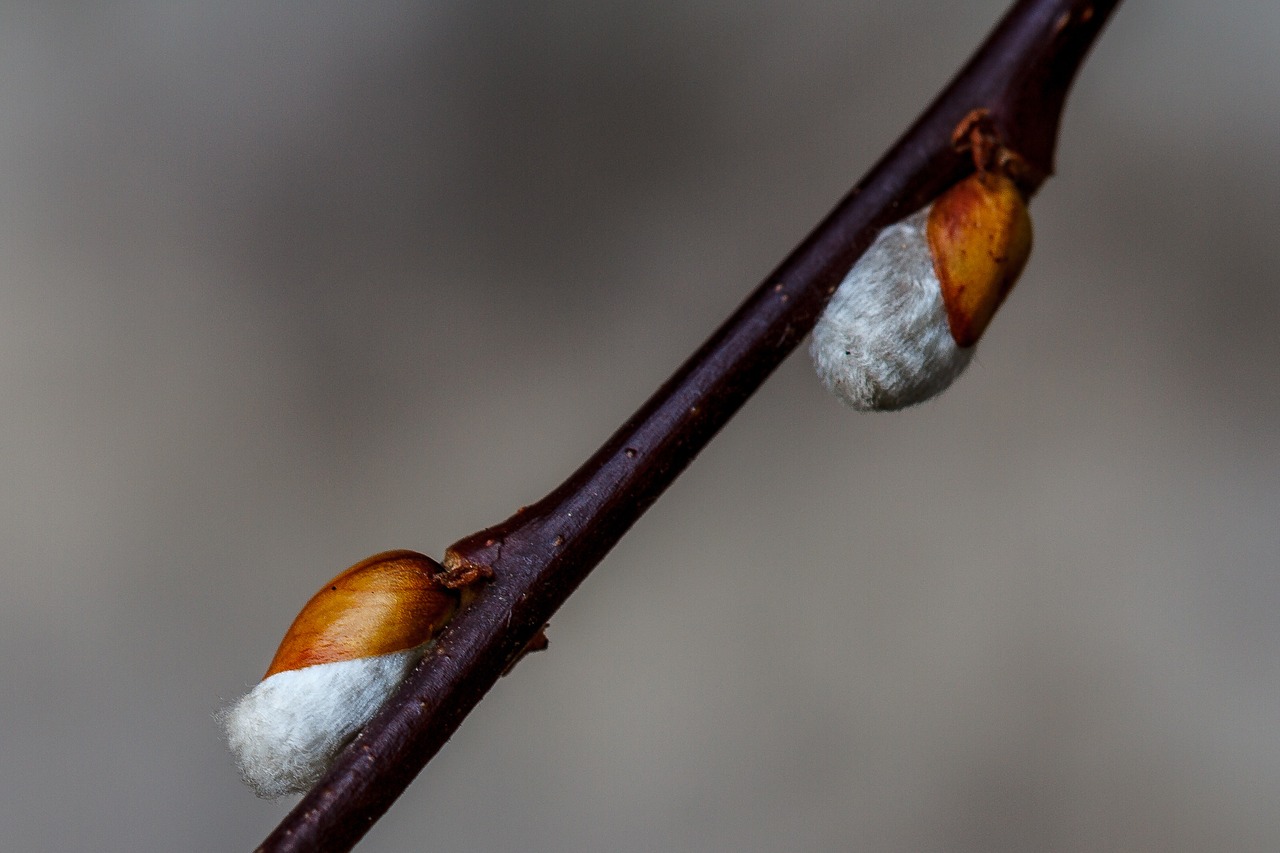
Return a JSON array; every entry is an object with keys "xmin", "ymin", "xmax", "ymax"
[
  {"xmin": 264, "ymin": 550, "xmax": 458, "ymax": 677},
  {"xmin": 928, "ymin": 172, "xmax": 1032, "ymax": 347}
]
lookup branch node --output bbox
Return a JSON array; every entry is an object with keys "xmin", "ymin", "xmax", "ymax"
[
  {"xmin": 435, "ymin": 558, "xmax": 494, "ymax": 590},
  {"xmin": 502, "ymin": 625, "xmax": 551, "ymax": 676},
  {"xmin": 951, "ymin": 108, "xmax": 1041, "ymax": 193}
]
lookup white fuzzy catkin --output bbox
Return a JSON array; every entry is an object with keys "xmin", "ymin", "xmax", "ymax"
[
  {"xmin": 218, "ymin": 644, "xmax": 427, "ymax": 799},
  {"xmin": 810, "ymin": 207, "xmax": 972, "ymax": 411}
]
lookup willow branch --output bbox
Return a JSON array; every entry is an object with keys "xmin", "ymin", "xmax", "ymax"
[{"xmin": 258, "ymin": 1, "xmax": 1121, "ymax": 849}]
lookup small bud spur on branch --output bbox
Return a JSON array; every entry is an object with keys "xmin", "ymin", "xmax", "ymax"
[{"xmin": 255, "ymin": 1, "xmax": 1121, "ymax": 850}]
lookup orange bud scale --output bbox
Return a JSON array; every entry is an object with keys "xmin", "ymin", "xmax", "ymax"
[
  {"xmin": 264, "ymin": 550, "xmax": 459, "ymax": 678},
  {"xmin": 926, "ymin": 171, "xmax": 1032, "ymax": 347}
]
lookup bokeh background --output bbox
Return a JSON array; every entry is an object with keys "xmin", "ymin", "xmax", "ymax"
[{"xmin": 3, "ymin": 2, "xmax": 1279, "ymax": 850}]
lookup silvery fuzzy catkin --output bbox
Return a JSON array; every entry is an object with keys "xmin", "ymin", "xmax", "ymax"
[
  {"xmin": 219, "ymin": 550, "xmax": 458, "ymax": 798},
  {"xmin": 219, "ymin": 644, "xmax": 430, "ymax": 798},
  {"xmin": 810, "ymin": 208, "xmax": 971, "ymax": 411},
  {"xmin": 811, "ymin": 171, "xmax": 1031, "ymax": 411}
]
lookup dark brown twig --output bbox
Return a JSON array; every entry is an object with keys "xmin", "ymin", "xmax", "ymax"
[{"xmin": 257, "ymin": 1, "xmax": 1120, "ymax": 849}]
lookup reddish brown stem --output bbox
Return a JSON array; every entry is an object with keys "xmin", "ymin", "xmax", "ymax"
[{"xmin": 258, "ymin": 1, "xmax": 1120, "ymax": 849}]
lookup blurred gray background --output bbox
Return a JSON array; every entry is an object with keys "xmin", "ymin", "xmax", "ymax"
[{"xmin": 2, "ymin": 1, "xmax": 1278, "ymax": 850}]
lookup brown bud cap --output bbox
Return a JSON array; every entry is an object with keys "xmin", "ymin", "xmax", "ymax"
[
  {"xmin": 263, "ymin": 550, "xmax": 458, "ymax": 678},
  {"xmin": 926, "ymin": 171, "xmax": 1033, "ymax": 347}
]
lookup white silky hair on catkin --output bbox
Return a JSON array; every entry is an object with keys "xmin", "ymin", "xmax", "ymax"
[
  {"xmin": 810, "ymin": 207, "xmax": 973, "ymax": 411},
  {"xmin": 218, "ymin": 644, "xmax": 427, "ymax": 798}
]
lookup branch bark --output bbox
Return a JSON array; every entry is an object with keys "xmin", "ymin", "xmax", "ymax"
[{"xmin": 257, "ymin": 1, "xmax": 1121, "ymax": 849}]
